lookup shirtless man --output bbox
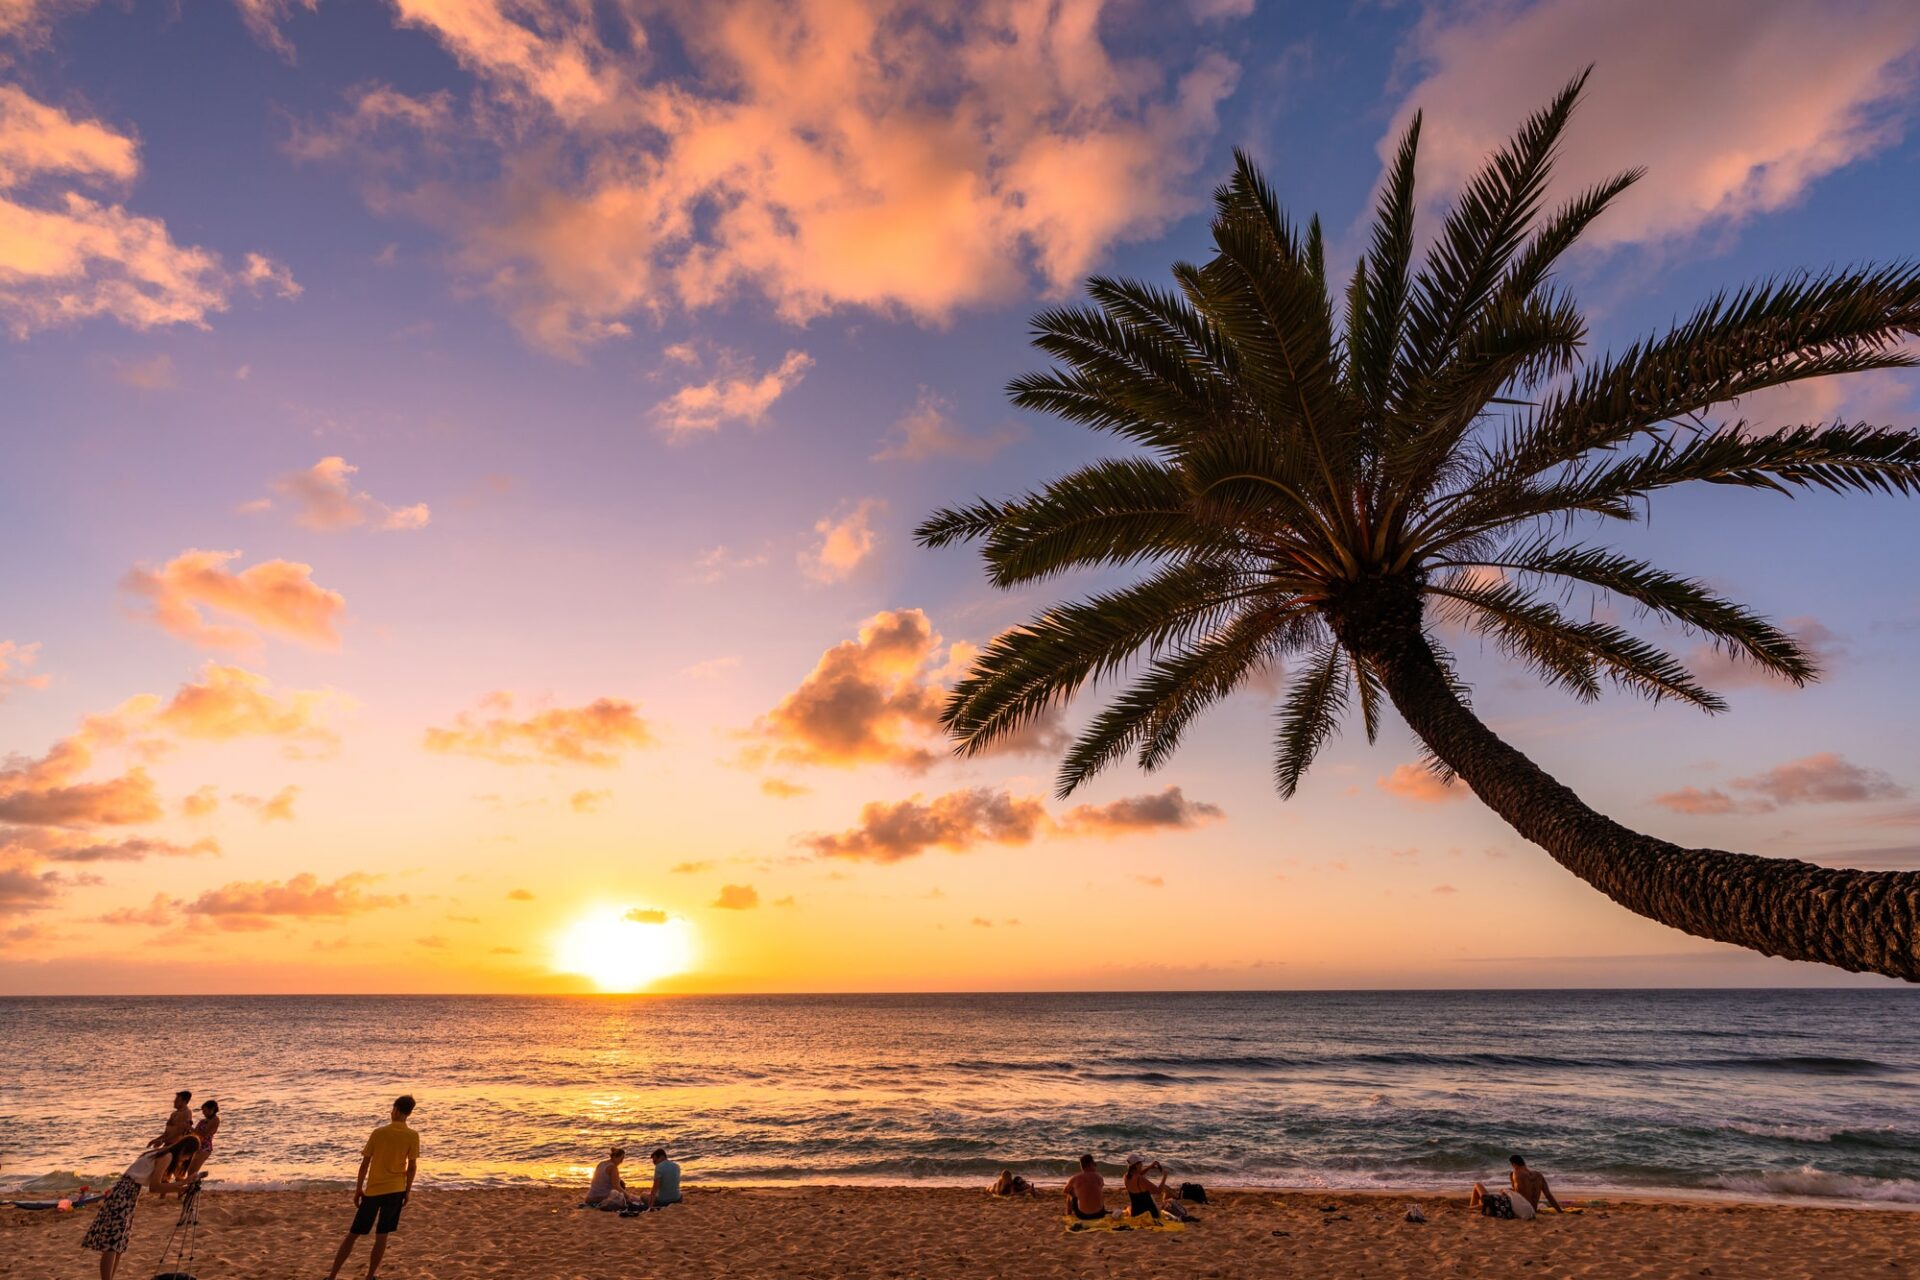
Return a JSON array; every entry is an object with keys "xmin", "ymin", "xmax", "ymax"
[
  {"xmin": 147, "ymin": 1091, "xmax": 193, "ymax": 1150},
  {"xmin": 1471, "ymin": 1154, "xmax": 1563, "ymax": 1219},
  {"xmin": 1065, "ymin": 1154, "xmax": 1106, "ymax": 1221}
]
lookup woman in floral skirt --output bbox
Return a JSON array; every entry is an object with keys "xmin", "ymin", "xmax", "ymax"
[{"xmin": 81, "ymin": 1134, "xmax": 201, "ymax": 1279}]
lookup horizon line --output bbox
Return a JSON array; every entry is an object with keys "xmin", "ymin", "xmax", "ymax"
[{"xmin": 2, "ymin": 985, "xmax": 1912, "ymax": 999}]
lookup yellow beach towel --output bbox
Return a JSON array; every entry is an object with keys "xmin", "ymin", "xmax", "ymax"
[{"xmin": 1064, "ymin": 1214, "xmax": 1188, "ymax": 1234}]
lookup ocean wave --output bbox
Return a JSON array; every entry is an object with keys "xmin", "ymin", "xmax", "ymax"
[{"xmin": 1708, "ymin": 1166, "xmax": 1920, "ymax": 1204}]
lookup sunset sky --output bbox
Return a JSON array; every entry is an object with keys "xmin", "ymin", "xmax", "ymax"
[{"xmin": 4, "ymin": 0, "xmax": 1920, "ymax": 994}]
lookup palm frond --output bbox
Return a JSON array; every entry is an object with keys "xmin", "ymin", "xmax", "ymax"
[{"xmin": 1272, "ymin": 639, "xmax": 1349, "ymax": 797}]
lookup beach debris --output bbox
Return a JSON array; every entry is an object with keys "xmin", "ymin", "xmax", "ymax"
[{"xmin": 1404, "ymin": 1205, "xmax": 1427, "ymax": 1223}]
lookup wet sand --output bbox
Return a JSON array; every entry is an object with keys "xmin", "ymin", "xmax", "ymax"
[{"xmin": 11, "ymin": 1185, "xmax": 1919, "ymax": 1278}]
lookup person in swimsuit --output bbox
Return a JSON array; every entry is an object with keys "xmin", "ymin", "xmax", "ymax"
[
  {"xmin": 182, "ymin": 1100, "xmax": 219, "ymax": 1180},
  {"xmin": 1123, "ymin": 1157, "xmax": 1168, "ymax": 1219},
  {"xmin": 1065, "ymin": 1154, "xmax": 1106, "ymax": 1220},
  {"xmin": 147, "ymin": 1090, "xmax": 192, "ymax": 1151},
  {"xmin": 1471, "ymin": 1153, "xmax": 1563, "ymax": 1219},
  {"xmin": 81, "ymin": 1136, "xmax": 201, "ymax": 1279}
]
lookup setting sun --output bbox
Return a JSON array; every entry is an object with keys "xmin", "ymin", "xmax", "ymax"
[{"xmin": 553, "ymin": 909, "xmax": 696, "ymax": 992}]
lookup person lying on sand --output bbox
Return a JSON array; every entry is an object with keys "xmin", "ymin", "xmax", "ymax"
[
  {"xmin": 1471, "ymin": 1153, "xmax": 1563, "ymax": 1220},
  {"xmin": 989, "ymin": 1169, "xmax": 1037, "ymax": 1197},
  {"xmin": 1065, "ymin": 1154, "xmax": 1107, "ymax": 1220},
  {"xmin": 587, "ymin": 1147, "xmax": 632, "ymax": 1210},
  {"xmin": 1122, "ymin": 1156, "xmax": 1169, "ymax": 1219}
]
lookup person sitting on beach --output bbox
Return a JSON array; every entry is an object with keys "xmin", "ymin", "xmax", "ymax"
[
  {"xmin": 1471, "ymin": 1154, "xmax": 1562, "ymax": 1220},
  {"xmin": 643, "ymin": 1147, "xmax": 682, "ymax": 1209},
  {"xmin": 327, "ymin": 1095, "xmax": 420, "ymax": 1280},
  {"xmin": 989, "ymin": 1169, "xmax": 1037, "ymax": 1197},
  {"xmin": 1065, "ymin": 1154, "xmax": 1106, "ymax": 1220},
  {"xmin": 587, "ymin": 1147, "xmax": 632, "ymax": 1210},
  {"xmin": 180, "ymin": 1100, "xmax": 219, "ymax": 1181},
  {"xmin": 1122, "ymin": 1156, "xmax": 1169, "ymax": 1219},
  {"xmin": 147, "ymin": 1090, "xmax": 193, "ymax": 1150},
  {"xmin": 81, "ymin": 1136, "xmax": 201, "ymax": 1280}
]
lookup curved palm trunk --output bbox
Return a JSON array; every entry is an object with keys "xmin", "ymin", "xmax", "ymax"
[{"xmin": 1330, "ymin": 581, "xmax": 1920, "ymax": 981}]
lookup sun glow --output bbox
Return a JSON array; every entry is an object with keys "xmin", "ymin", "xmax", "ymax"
[{"xmin": 554, "ymin": 909, "xmax": 697, "ymax": 992}]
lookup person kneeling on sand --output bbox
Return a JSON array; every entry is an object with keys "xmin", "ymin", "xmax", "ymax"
[
  {"xmin": 587, "ymin": 1147, "xmax": 632, "ymax": 1210},
  {"xmin": 1065, "ymin": 1154, "xmax": 1107, "ymax": 1220},
  {"xmin": 1123, "ymin": 1156, "xmax": 1169, "ymax": 1219},
  {"xmin": 1471, "ymin": 1153, "xmax": 1562, "ymax": 1220}
]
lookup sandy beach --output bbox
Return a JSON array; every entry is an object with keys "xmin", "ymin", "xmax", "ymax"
[{"xmin": 10, "ymin": 1186, "xmax": 1918, "ymax": 1279}]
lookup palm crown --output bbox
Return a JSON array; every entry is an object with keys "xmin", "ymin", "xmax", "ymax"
[{"xmin": 918, "ymin": 71, "xmax": 1920, "ymax": 804}]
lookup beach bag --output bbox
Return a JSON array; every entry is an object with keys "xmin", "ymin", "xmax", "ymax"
[{"xmin": 1178, "ymin": 1182, "xmax": 1208, "ymax": 1204}]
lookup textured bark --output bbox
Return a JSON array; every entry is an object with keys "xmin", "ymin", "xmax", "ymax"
[{"xmin": 1329, "ymin": 576, "xmax": 1920, "ymax": 982}]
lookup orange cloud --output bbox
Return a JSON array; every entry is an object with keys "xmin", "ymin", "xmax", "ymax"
[
  {"xmin": 1385, "ymin": 1, "xmax": 1920, "ymax": 249},
  {"xmin": 1653, "ymin": 786, "xmax": 1740, "ymax": 816},
  {"xmin": 711, "ymin": 883, "xmax": 759, "ymax": 910},
  {"xmin": 0, "ymin": 770, "xmax": 161, "ymax": 828},
  {"xmin": 654, "ymin": 349, "xmax": 813, "ymax": 436},
  {"xmin": 1058, "ymin": 786, "xmax": 1224, "ymax": 835},
  {"xmin": 152, "ymin": 663, "xmax": 347, "ymax": 747},
  {"xmin": 0, "ymin": 854, "xmax": 71, "ymax": 916},
  {"xmin": 760, "ymin": 778, "xmax": 808, "ymax": 799},
  {"xmin": 802, "ymin": 498, "xmax": 883, "ymax": 584},
  {"xmin": 230, "ymin": 0, "xmax": 319, "ymax": 60},
  {"xmin": 0, "ymin": 85, "xmax": 297, "ymax": 336},
  {"xmin": 42, "ymin": 835, "xmax": 217, "ymax": 862},
  {"xmin": 94, "ymin": 892, "xmax": 175, "ymax": 926},
  {"xmin": 570, "ymin": 788, "xmax": 610, "ymax": 812},
  {"xmin": 624, "ymin": 907, "xmax": 668, "ymax": 924},
  {"xmin": 300, "ymin": 0, "xmax": 1238, "ymax": 355},
  {"xmin": 180, "ymin": 871, "xmax": 405, "ymax": 931},
  {"xmin": 871, "ymin": 389, "xmax": 1023, "ymax": 463},
  {"xmin": 807, "ymin": 788, "xmax": 1048, "ymax": 863},
  {"xmin": 751, "ymin": 609, "xmax": 948, "ymax": 771},
  {"xmin": 180, "ymin": 786, "xmax": 219, "ymax": 818},
  {"xmin": 1377, "ymin": 763, "xmax": 1466, "ymax": 806},
  {"xmin": 250, "ymin": 456, "xmax": 430, "ymax": 532},
  {"xmin": 424, "ymin": 693, "xmax": 655, "ymax": 766},
  {"xmin": 506, "ymin": 887, "xmax": 535, "ymax": 900},
  {"xmin": 0, "ymin": 639, "xmax": 48, "ymax": 702},
  {"xmin": 231, "ymin": 785, "xmax": 299, "ymax": 822},
  {"xmin": 123, "ymin": 549, "xmax": 347, "ymax": 650}
]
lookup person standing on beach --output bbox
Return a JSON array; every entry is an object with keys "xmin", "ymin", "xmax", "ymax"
[
  {"xmin": 1471, "ymin": 1153, "xmax": 1562, "ymax": 1219},
  {"xmin": 1065, "ymin": 1154, "xmax": 1107, "ymax": 1220},
  {"xmin": 147, "ymin": 1090, "xmax": 192, "ymax": 1150},
  {"xmin": 326, "ymin": 1095, "xmax": 419, "ymax": 1280}
]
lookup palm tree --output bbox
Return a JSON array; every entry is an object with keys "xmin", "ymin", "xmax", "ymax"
[{"xmin": 916, "ymin": 72, "xmax": 1920, "ymax": 981}]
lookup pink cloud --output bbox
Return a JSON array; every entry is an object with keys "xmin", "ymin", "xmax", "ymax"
[
  {"xmin": 251, "ymin": 456, "xmax": 429, "ymax": 532},
  {"xmin": 1731, "ymin": 752, "xmax": 1905, "ymax": 806},
  {"xmin": 298, "ymin": 0, "xmax": 1238, "ymax": 354},
  {"xmin": 871, "ymin": 389, "xmax": 1023, "ymax": 463},
  {"xmin": 1376, "ymin": 763, "xmax": 1466, "ymax": 806},
  {"xmin": 0, "ymin": 640, "xmax": 49, "ymax": 702},
  {"xmin": 1057, "ymin": 786, "xmax": 1224, "ymax": 835},
  {"xmin": 1384, "ymin": 1, "xmax": 1920, "ymax": 250},
  {"xmin": 123, "ymin": 549, "xmax": 347, "ymax": 651},
  {"xmin": 654, "ymin": 350, "xmax": 813, "ymax": 436},
  {"xmin": 1652, "ymin": 786, "xmax": 1741, "ymax": 816},
  {"xmin": 181, "ymin": 871, "xmax": 405, "ymax": 930},
  {"xmin": 808, "ymin": 788, "xmax": 1048, "ymax": 863},
  {"xmin": 802, "ymin": 498, "xmax": 884, "ymax": 584}
]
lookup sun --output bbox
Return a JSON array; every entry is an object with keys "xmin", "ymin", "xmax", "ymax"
[{"xmin": 554, "ymin": 908, "xmax": 696, "ymax": 992}]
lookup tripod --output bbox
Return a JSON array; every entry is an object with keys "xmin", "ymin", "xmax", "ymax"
[{"xmin": 150, "ymin": 1176, "xmax": 202, "ymax": 1280}]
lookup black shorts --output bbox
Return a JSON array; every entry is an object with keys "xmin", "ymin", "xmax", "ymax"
[
  {"xmin": 350, "ymin": 1191, "xmax": 407, "ymax": 1235},
  {"xmin": 1070, "ymin": 1203, "xmax": 1106, "ymax": 1220}
]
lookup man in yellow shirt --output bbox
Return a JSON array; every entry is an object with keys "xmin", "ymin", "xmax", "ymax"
[{"xmin": 326, "ymin": 1096, "xmax": 419, "ymax": 1280}]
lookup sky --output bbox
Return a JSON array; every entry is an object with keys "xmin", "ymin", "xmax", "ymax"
[{"xmin": 3, "ymin": 0, "xmax": 1920, "ymax": 995}]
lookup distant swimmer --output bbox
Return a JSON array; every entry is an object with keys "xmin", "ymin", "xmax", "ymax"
[
  {"xmin": 1471, "ymin": 1153, "xmax": 1563, "ymax": 1220},
  {"xmin": 327, "ymin": 1095, "xmax": 420, "ymax": 1280},
  {"xmin": 1122, "ymin": 1156, "xmax": 1168, "ymax": 1219},
  {"xmin": 1065, "ymin": 1154, "xmax": 1107, "ymax": 1220},
  {"xmin": 586, "ymin": 1147, "xmax": 633, "ymax": 1210}
]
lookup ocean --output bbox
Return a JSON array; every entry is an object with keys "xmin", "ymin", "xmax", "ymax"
[{"xmin": 3, "ymin": 990, "xmax": 1916, "ymax": 1205}]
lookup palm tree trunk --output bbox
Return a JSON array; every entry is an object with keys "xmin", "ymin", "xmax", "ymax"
[{"xmin": 1331, "ymin": 582, "xmax": 1920, "ymax": 981}]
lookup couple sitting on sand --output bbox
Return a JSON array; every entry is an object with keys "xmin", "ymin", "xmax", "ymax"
[
  {"xmin": 586, "ymin": 1146, "xmax": 682, "ymax": 1213},
  {"xmin": 1065, "ymin": 1154, "xmax": 1188, "ymax": 1222}
]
